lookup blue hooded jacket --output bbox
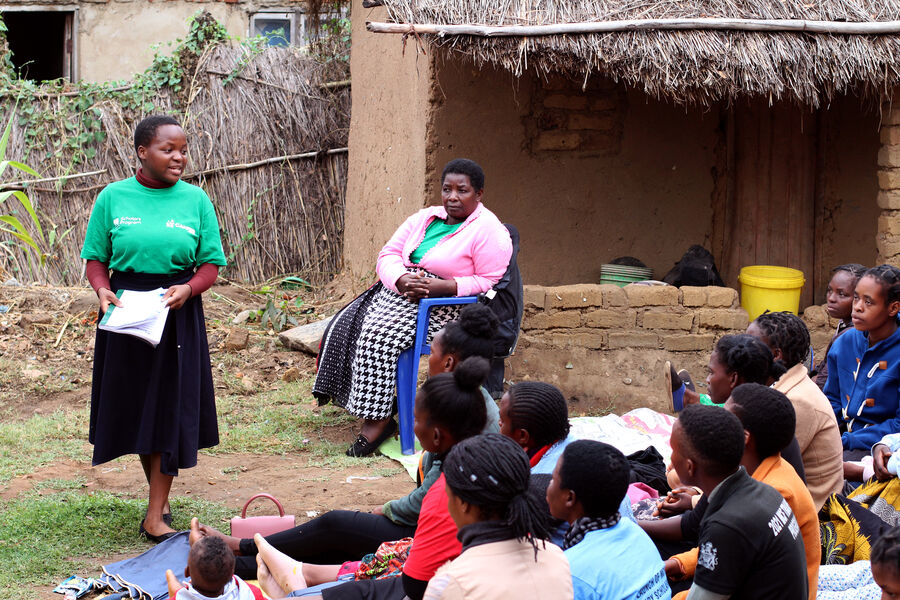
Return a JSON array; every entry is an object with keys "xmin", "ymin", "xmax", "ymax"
[{"xmin": 824, "ymin": 323, "xmax": 900, "ymax": 450}]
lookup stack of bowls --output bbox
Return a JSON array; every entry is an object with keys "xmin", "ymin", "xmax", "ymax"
[{"xmin": 600, "ymin": 263, "xmax": 654, "ymax": 287}]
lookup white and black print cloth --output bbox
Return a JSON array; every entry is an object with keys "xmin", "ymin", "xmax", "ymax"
[
  {"xmin": 562, "ymin": 513, "xmax": 621, "ymax": 550},
  {"xmin": 313, "ymin": 268, "xmax": 459, "ymax": 420}
]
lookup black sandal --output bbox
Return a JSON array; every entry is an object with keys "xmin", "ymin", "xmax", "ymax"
[
  {"xmin": 139, "ymin": 519, "xmax": 177, "ymax": 544},
  {"xmin": 346, "ymin": 419, "xmax": 398, "ymax": 457}
]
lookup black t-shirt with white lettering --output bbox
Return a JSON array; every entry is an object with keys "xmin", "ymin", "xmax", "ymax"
[{"xmin": 693, "ymin": 468, "xmax": 808, "ymax": 600}]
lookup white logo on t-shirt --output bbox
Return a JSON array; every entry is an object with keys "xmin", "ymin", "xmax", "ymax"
[
  {"xmin": 165, "ymin": 219, "xmax": 196, "ymax": 236},
  {"xmin": 698, "ymin": 542, "xmax": 718, "ymax": 571},
  {"xmin": 114, "ymin": 216, "xmax": 141, "ymax": 227}
]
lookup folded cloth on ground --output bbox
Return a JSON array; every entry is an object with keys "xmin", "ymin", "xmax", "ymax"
[{"xmin": 99, "ymin": 531, "xmax": 189, "ymax": 600}]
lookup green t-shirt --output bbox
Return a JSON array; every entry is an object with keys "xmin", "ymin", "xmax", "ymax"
[
  {"xmin": 81, "ymin": 177, "xmax": 227, "ymax": 274},
  {"xmin": 409, "ymin": 218, "xmax": 462, "ymax": 264}
]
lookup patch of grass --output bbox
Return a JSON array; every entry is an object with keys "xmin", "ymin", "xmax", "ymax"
[
  {"xmin": 0, "ymin": 489, "xmax": 232, "ymax": 597},
  {"xmin": 0, "ymin": 408, "xmax": 90, "ymax": 484},
  {"xmin": 208, "ymin": 379, "xmax": 357, "ymax": 454},
  {"xmin": 33, "ymin": 476, "xmax": 88, "ymax": 491}
]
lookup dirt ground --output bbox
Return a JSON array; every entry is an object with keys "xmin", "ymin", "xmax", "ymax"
[{"xmin": 0, "ymin": 279, "xmax": 412, "ymax": 598}]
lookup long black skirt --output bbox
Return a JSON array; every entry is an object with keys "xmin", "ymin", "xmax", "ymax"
[{"xmin": 89, "ymin": 269, "xmax": 218, "ymax": 476}]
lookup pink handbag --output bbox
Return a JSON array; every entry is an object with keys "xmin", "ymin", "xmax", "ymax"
[{"xmin": 230, "ymin": 493, "xmax": 296, "ymax": 538}]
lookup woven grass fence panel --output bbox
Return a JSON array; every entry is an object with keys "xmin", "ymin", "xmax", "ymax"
[{"xmin": 2, "ymin": 42, "xmax": 350, "ymax": 286}]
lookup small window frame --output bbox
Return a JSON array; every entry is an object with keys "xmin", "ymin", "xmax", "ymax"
[
  {"xmin": 0, "ymin": 5, "xmax": 78, "ymax": 82},
  {"xmin": 248, "ymin": 11, "xmax": 297, "ymax": 48}
]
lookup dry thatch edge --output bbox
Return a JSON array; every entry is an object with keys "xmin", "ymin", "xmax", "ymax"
[
  {"xmin": 0, "ymin": 169, "xmax": 107, "ymax": 190},
  {"xmin": 367, "ymin": 17, "xmax": 900, "ymax": 36}
]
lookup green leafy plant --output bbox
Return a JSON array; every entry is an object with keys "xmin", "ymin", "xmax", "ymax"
[{"xmin": 0, "ymin": 109, "xmax": 48, "ymax": 268}]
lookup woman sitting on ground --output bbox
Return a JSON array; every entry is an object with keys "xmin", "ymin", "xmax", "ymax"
[
  {"xmin": 746, "ymin": 311, "xmax": 844, "ymax": 508},
  {"xmin": 206, "ymin": 358, "xmax": 492, "ymax": 600},
  {"xmin": 825, "ymin": 264, "xmax": 900, "ymax": 458},
  {"xmin": 814, "ymin": 263, "xmax": 867, "ymax": 389},
  {"xmin": 314, "ymin": 158, "xmax": 512, "ymax": 457},
  {"xmin": 191, "ymin": 306, "xmax": 499, "ymax": 578}
]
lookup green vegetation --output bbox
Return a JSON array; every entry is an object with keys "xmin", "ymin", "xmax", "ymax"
[
  {"xmin": 0, "ymin": 408, "xmax": 90, "ymax": 484},
  {"xmin": 0, "ymin": 489, "xmax": 231, "ymax": 596}
]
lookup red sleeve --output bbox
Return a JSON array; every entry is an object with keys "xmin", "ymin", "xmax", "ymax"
[
  {"xmin": 402, "ymin": 474, "xmax": 462, "ymax": 580},
  {"xmin": 85, "ymin": 259, "xmax": 111, "ymax": 295},
  {"xmin": 186, "ymin": 263, "xmax": 219, "ymax": 297}
]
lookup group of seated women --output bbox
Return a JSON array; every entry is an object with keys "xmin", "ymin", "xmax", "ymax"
[{"xmin": 173, "ymin": 156, "xmax": 900, "ymax": 599}]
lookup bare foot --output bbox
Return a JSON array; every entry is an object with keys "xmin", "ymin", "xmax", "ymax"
[
  {"xmin": 166, "ymin": 569, "xmax": 186, "ymax": 597},
  {"xmin": 254, "ymin": 533, "xmax": 307, "ymax": 594},
  {"xmin": 189, "ymin": 517, "xmax": 242, "ymax": 554}
]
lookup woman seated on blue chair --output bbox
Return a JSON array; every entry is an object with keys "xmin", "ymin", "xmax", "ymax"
[{"xmin": 314, "ymin": 158, "xmax": 513, "ymax": 457}]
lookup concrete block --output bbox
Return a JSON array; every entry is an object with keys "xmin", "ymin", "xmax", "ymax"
[
  {"xmin": 681, "ymin": 286, "xmax": 707, "ymax": 307},
  {"xmin": 706, "ymin": 287, "xmax": 738, "ymax": 308},
  {"xmin": 536, "ymin": 131, "xmax": 582, "ymax": 152},
  {"xmin": 584, "ymin": 308, "xmax": 634, "ymax": 328},
  {"xmin": 523, "ymin": 285, "xmax": 546, "ymax": 310},
  {"xmin": 642, "ymin": 310, "xmax": 694, "ymax": 330},
  {"xmin": 624, "ymin": 284, "xmax": 680, "ymax": 307},
  {"xmin": 878, "ymin": 168, "xmax": 900, "ymax": 190},
  {"xmin": 547, "ymin": 311, "xmax": 582, "ymax": 329},
  {"xmin": 600, "ymin": 284, "xmax": 628, "ymax": 307},
  {"xmin": 278, "ymin": 317, "xmax": 333, "ymax": 354},
  {"xmin": 662, "ymin": 333, "xmax": 716, "ymax": 352},
  {"xmin": 881, "ymin": 125, "xmax": 900, "ymax": 144},
  {"xmin": 879, "ymin": 145, "xmax": 900, "ymax": 168},
  {"xmin": 878, "ymin": 190, "xmax": 900, "ymax": 210},
  {"xmin": 543, "ymin": 94, "xmax": 589, "ymax": 110},
  {"xmin": 879, "ymin": 213, "xmax": 900, "ymax": 237},
  {"xmin": 545, "ymin": 284, "xmax": 604, "ymax": 309},
  {"xmin": 697, "ymin": 309, "xmax": 749, "ymax": 330},
  {"xmin": 802, "ymin": 304, "xmax": 829, "ymax": 328},
  {"xmin": 608, "ymin": 331, "xmax": 659, "ymax": 349},
  {"xmin": 567, "ymin": 114, "xmax": 615, "ymax": 131}
]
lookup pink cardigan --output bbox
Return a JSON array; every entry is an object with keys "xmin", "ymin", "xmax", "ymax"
[{"xmin": 376, "ymin": 203, "xmax": 513, "ymax": 297}]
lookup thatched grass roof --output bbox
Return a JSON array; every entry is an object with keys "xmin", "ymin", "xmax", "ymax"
[{"xmin": 373, "ymin": 0, "xmax": 900, "ymax": 106}]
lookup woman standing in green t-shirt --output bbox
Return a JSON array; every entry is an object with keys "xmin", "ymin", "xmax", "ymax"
[{"xmin": 80, "ymin": 115, "xmax": 227, "ymax": 543}]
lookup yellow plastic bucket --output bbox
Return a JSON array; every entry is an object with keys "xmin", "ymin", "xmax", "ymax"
[{"xmin": 738, "ymin": 265, "xmax": 806, "ymax": 321}]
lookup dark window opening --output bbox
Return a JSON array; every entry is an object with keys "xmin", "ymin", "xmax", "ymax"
[{"xmin": 3, "ymin": 11, "xmax": 74, "ymax": 82}]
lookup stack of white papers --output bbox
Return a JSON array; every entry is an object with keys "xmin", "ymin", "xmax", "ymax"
[{"xmin": 98, "ymin": 288, "xmax": 170, "ymax": 347}]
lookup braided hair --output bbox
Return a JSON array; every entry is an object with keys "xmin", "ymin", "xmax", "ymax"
[
  {"xmin": 419, "ymin": 356, "xmax": 489, "ymax": 441},
  {"xmin": 871, "ymin": 526, "xmax": 900, "ymax": 577},
  {"xmin": 440, "ymin": 303, "xmax": 499, "ymax": 361},
  {"xmin": 752, "ymin": 311, "xmax": 811, "ymax": 369},
  {"xmin": 862, "ymin": 264, "xmax": 900, "ymax": 305},
  {"xmin": 443, "ymin": 433, "xmax": 551, "ymax": 557},
  {"xmin": 506, "ymin": 382, "xmax": 571, "ymax": 448},
  {"xmin": 714, "ymin": 334, "xmax": 776, "ymax": 384},
  {"xmin": 134, "ymin": 115, "xmax": 180, "ymax": 153},
  {"xmin": 728, "ymin": 383, "xmax": 796, "ymax": 459},
  {"xmin": 832, "ymin": 263, "xmax": 867, "ymax": 282}
]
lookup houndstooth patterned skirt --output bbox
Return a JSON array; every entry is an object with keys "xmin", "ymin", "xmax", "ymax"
[{"xmin": 313, "ymin": 270, "xmax": 459, "ymax": 420}]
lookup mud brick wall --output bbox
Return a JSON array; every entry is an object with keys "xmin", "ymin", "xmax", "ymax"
[
  {"xmin": 878, "ymin": 98, "xmax": 900, "ymax": 263},
  {"xmin": 505, "ymin": 283, "xmax": 834, "ymax": 415}
]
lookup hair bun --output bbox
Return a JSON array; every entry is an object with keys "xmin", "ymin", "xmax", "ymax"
[
  {"xmin": 459, "ymin": 304, "xmax": 499, "ymax": 339},
  {"xmin": 453, "ymin": 356, "xmax": 490, "ymax": 392}
]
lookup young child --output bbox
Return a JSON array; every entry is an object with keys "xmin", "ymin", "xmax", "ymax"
[
  {"xmin": 871, "ymin": 526, "xmax": 900, "ymax": 598},
  {"xmin": 824, "ymin": 264, "xmax": 900, "ymax": 455},
  {"xmin": 746, "ymin": 311, "xmax": 843, "ymax": 508},
  {"xmin": 546, "ymin": 440, "xmax": 668, "ymax": 600},
  {"xmin": 815, "ymin": 264, "xmax": 867, "ymax": 389},
  {"xmin": 166, "ymin": 537, "xmax": 263, "ymax": 600}
]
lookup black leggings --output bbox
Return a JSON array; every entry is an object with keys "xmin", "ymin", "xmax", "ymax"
[{"xmin": 234, "ymin": 510, "xmax": 416, "ymax": 579}]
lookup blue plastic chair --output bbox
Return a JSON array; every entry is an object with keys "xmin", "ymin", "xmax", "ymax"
[{"xmin": 395, "ymin": 296, "xmax": 478, "ymax": 454}]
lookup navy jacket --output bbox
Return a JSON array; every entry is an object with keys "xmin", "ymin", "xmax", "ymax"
[{"xmin": 824, "ymin": 324, "xmax": 900, "ymax": 450}]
